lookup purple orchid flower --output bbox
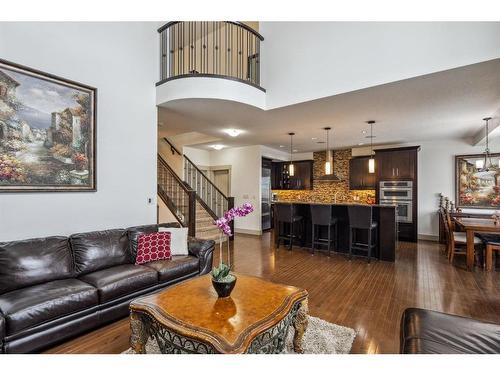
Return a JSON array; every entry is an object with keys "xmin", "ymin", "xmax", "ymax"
[{"xmin": 214, "ymin": 203, "xmax": 254, "ymax": 237}]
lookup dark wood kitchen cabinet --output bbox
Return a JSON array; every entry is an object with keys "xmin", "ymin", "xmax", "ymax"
[
  {"xmin": 375, "ymin": 147, "xmax": 417, "ymax": 180},
  {"xmin": 271, "ymin": 160, "xmax": 313, "ymax": 190},
  {"xmin": 349, "ymin": 156, "xmax": 376, "ymax": 190}
]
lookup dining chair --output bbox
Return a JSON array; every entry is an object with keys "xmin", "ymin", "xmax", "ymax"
[
  {"xmin": 443, "ymin": 209, "xmax": 482, "ymax": 264},
  {"xmin": 475, "ymin": 234, "xmax": 500, "ymax": 271}
]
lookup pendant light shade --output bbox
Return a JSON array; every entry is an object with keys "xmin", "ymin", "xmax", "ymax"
[
  {"xmin": 324, "ymin": 127, "xmax": 332, "ymax": 175},
  {"xmin": 288, "ymin": 132, "xmax": 295, "ymax": 176},
  {"xmin": 367, "ymin": 121, "xmax": 376, "ymax": 174},
  {"xmin": 478, "ymin": 117, "xmax": 493, "ymax": 172},
  {"xmin": 368, "ymin": 158, "xmax": 375, "ymax": 174}
]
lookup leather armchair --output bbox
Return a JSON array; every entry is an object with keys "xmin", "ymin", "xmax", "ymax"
[
  {"xmin": 188, "ymin": 237, "xmax": 215, "ymax": 275},
  {"xmin": 400, "ymin": 308, "xmax": 500, "ymax": 354}
]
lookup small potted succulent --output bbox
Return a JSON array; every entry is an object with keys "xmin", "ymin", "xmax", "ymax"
[{"xmin": 211, "ymin": 203, "xmax": 253, "ymax": 298}]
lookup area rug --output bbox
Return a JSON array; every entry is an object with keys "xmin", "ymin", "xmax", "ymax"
[{"xmin": 123, "ymin": 316, "xmax": 356, "ymax": 354}]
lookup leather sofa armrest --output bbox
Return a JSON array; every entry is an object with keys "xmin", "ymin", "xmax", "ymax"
[
  {"xmin": 0, "ymin": 312, "xmax": 5, "ymax": 354},
  {"xmin": 188, "ymin": 237, "xmax": 215, "ymax": 275}
]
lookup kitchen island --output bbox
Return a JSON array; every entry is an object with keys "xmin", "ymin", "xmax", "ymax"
[{"xmin": 272, "ymin": 202, "xmax": 397, "ymax": 262}]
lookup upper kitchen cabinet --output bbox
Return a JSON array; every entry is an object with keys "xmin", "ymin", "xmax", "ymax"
[
  {"xmin": 349, "ymin": 156, "xmax": 376, "ymax": 190},
  {"xmin": 271, "ymin": 160, "xmax": 313, "ymax": 190},
  {"xmin": 375, "ymin": 147, "xmax": 419, "ymax": 180}
]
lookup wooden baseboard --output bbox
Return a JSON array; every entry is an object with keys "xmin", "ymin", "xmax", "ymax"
[
  {"xmin": 418, "ymin": 234, "xmax": 439, "ymax": 242},
  {"xmin": 234, "ymin": 228, "xmax": 262, "ymax": 236}
]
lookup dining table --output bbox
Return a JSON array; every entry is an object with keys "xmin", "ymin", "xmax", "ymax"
[{"xmin": 454, "ymin": 217, "xmax": 500, "ymax": 271}]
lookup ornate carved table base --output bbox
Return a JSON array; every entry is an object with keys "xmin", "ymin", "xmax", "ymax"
[
  {"xmin": 129, "ymin": 273, "xmax": 309, "ymax": 354},
  {"xmin": 130, "ymin": 298, "xmax": 309, "ymax": 354}
]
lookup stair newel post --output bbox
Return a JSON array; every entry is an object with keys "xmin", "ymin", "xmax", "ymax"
[
  {"xmin": 188, "ymin": 190, "xmax": 196, "ymax": 237},
  {"xmin": 228, "ymin": 197, "xmax": 235, "ymax": 242}
]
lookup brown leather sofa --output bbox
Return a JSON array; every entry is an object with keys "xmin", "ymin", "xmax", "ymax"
[
  {"xmin": 400, "ymin": 308, "xmax": 500, "ymax": 354},
  {"xmin": 0, "ymin": 223, "xmax": 214, "ymax": 354}
]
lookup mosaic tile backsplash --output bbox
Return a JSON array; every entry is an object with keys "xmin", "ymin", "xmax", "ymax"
[{"xmin": 272, "ymin": 149, "xmax": 376, "ymax": 204}]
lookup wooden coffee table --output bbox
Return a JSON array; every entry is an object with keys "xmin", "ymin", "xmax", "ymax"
[{"xmin": 129, "ymin": 273, "xmax": 308, "ymax": 354}]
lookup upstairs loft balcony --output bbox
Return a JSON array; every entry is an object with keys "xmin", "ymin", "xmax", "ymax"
[{"xmin": 157, "ymin": 21, "xmax": 265, "ymax": 92}]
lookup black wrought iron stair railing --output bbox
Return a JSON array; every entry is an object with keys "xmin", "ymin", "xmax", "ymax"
[
  {"xmin": 157, "ymin": 21, "xmax": 265, "ymax": 91},
  {"xmin": 157, "ymin": 154, "xmax": 196, "ymax": 236}
]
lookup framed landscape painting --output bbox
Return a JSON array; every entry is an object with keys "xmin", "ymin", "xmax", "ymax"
[
  {"xmin": 0, "ymin": 59, "xmax": 96, "ymax": 192},
  {"xmin": 455, "ymin": 153, "xmax": 500, "ymax": 209}
]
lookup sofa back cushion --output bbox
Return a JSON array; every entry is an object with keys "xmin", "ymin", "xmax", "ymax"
[
  {"xmin": 127, "ymin": 222, "xmax": 181, "ymax": 261},
  {"xmin": 70, "ymin": 229, "xmax": 129, "ymax": 275},
  {"xmin": 0, "ymin": 236, "xmax": 72, "ymax": 294}
]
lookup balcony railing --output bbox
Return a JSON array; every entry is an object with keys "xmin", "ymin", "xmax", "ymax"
[{"xmin": 157, "ymin": 21, "xmax": 264, "ymax": 91}]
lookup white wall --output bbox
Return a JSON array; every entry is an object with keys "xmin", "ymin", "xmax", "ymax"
[
  {"xmin": 261, "ymin": 22, "xmax": 500, "ymax": 109},
  {"xmin": 353, "ymin": 138, "xmax": 500, "ymax": 239},
  {"xmin": 183, "ymin": 146, "xmax": 211, "ymax": 167},
  {"xmin": 0, "ymin": 23, "xmax": 158, "ymax": 241}
]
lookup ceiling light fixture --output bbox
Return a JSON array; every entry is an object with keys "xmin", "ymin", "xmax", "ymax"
[
  {"xmin": 367, "ymin": 121, "xmax": 376, "ymax": 174},
  {"xmin": 224, "ymin": 129, "xmax": 243, "ymax": 137},
  {"xmin": 288, "ymin": 132, "xmax": 295, "ymax": 176},
  {"xmin": 476, "ymin": 117, "xmax": 493, "ymax": 171},
  {"xmin": 210, "ymin": 144, "xmax": 225, "ymax": 151},
  {"xmin": 324, "ymin": 127, "xmax": 332, "ymax": 175}
]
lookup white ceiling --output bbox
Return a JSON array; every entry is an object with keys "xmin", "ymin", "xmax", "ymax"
[{"xmin": 158, "ymin": 58, "xmax": 500, "ymax": 153}]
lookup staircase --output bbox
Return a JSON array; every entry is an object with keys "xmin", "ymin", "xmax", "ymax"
[
  {"xmin": 195, "ymin": 201, "xmax": 222, "ymax": 242},
  {"xmin": 157, "ymin": 138, "xmax": 234, "ymax": 242}
]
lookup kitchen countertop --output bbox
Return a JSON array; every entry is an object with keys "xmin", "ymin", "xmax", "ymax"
[{"xmin": 271, "ymin": 201, "xmax": 396, "ymax": 208}]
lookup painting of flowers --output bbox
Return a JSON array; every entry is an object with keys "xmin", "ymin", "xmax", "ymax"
[
  {"xmin": 455, "ymin": 153, "xmax": 500, "ymax": 209},
  {"xmin": 0, "ymin": 59, "xmax": 96, "ymax": 192}
]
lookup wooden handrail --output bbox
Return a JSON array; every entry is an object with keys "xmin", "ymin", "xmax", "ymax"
[
  {"xmin": 163, "ymin": 137, "xmax": 182, "ymax": 156},
  {"xmin": 158, "ymin": 21, "xmax": 264, "ymax": 41}
]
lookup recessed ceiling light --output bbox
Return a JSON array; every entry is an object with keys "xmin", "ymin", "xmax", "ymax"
[
  {"xmin": 210, "ymin": 144, "xmax": 225, "ymax": 150},
  {"xmin": 224, "ymin": 129, "xmax": 243, "ymax": 137},
  {"xmin": 279, "ymin": 145, "xmax": 285, "ymax": 148},
  {"xmin": 293, "ymin": 149, "xmax": 298, "ymax": 152},
  {"xmin": 362, "ymin": 130, "xmax": 367, "ymax": 134},
  {"xmin": 311, "ymin": 137, "xmax": 317, "ymax": 140},
  {"xmin": 358, "ymin": 142, "xmax": 364, "ymax": 146}
]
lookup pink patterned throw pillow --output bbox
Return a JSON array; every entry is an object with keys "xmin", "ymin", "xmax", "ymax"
[{"xmin": 135, "ymin": 232, "xmax": 172, "ymax": 265}]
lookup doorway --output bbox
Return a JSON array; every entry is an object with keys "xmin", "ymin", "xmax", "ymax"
[{"xmin": 211, "ymin": 168, "xmax": 231, "ymax": 196}]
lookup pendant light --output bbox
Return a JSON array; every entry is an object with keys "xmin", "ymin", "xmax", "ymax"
[
  {"xmin": 324, "ymin": 127, "xmax": 332, "ymax": 175},
  {"xmin": 476, "ymin": 117, "xmax": 493, "ymax": 171},
  {"xmin": 288, "ymin": 132, "xmax": 295, "ymax": 176},
  {"xmin": 367, "ymin": 121, "xmax": 376, "ymax": 174}
]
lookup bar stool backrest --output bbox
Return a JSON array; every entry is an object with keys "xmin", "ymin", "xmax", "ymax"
[
  {"xmin": 347, "ymin": 205, "xmax": 373, "ymax": 229},
  {"xmin": 275, "ymin": 204, "xmax": 297, "ymax": 223},
  {"xmin": 310, "ymin": 205, "xmax": 333, "ymax": 225}
]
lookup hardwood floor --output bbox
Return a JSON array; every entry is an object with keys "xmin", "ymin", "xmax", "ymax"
[{"xmin": 45, "ymin": 233, "xmax": 500, "ymax": 354}]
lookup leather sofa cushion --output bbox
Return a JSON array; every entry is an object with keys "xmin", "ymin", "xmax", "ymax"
[
  {"xmin": 0, "ymin": 236, "xmax": 72, "ymax": 294},
  {"xmin": 127, "ymin": 222, "xmax": 181, "ymax": 260},
  {"xmin": 143, "ymin": 255, "xmax": 199, "ymax": 282},
  {"xmin": 70, "ymin": 229, "xmax": 129, "ymax": 275},
  {"xmin": 401, "ymin": 308, "xmax": 500, "ymax": 354},
  {"xmin": 0, "ymin": 279, "xmax": 98, "ymax": 335},
  {"xmin": 78, "ymin": 264, "xmax": 158, "ymax": 303}
]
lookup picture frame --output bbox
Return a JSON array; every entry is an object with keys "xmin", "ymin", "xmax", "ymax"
[
  {"xmin": 0, "ymin": 58, "xmax": 96, "ymax": 192},
  {"xmin": 455, "ymin": 153, "xmax": 500, "ymax": 209}
]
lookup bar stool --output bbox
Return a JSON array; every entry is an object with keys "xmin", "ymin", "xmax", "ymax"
[
  {"xmin": 275, "ymin": 204, "xmax": 304, "ymax": 250},
  {"xmin": 347, "ymin": 205, "xmax": 378, "ymax": 263},
  {"xmin": 310, "ymin": 204, "xmax": 338, "ymax": 256}
]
